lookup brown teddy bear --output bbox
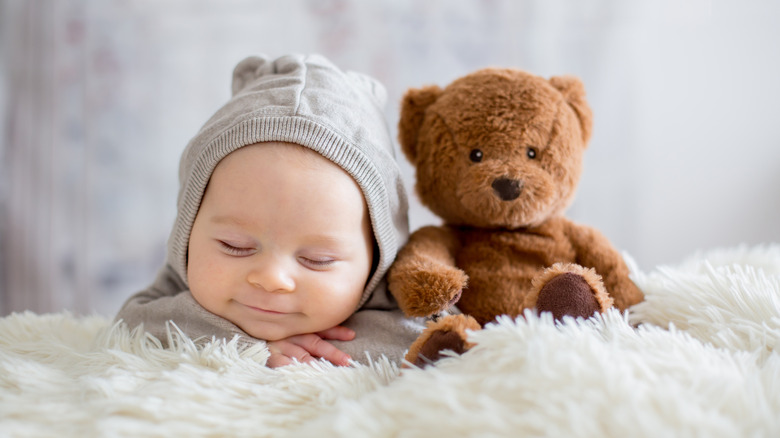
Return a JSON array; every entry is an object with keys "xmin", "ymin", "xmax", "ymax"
[{"xmin": 388, "ymin": 68, "xmax": 644, "ymax": 366}]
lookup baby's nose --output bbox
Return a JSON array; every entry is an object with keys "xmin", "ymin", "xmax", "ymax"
[{"xmin": 247, "ymin": 262, "xmax": 295, "ymax": 293}]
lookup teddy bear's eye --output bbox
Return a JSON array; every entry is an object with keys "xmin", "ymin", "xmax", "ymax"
[
  {"xmin": 526, "ymin": 147, "xmax": 538, "ymax": 159},
  {"xmin": 469, "ymin": 149, "xmax": 483, "ymax": 163}
]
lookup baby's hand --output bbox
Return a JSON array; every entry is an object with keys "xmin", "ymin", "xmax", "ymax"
[{"xmin": 266, "ymin": 325, "xmax": 356, "ymax": 368}]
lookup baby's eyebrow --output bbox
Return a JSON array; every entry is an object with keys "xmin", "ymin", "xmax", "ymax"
[
  {"xmin": 209, "ymin": 215, "xmax": 249, "ymax": 227},
  {"xmin": 302, "ymin": 234, "xmax": 349, "ymax": 248}
]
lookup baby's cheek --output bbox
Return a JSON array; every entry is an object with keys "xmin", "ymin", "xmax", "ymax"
[
  {"xmin": 307, "ymin": 277, "xmax": 357, "ymax": 316},
  {"xmin": 338, "ymin": 278, "xmax": 366, "ymax": 313},
  {"xmin": 188, "ymin": 257, "xmax": 225, "ymax": 309}
]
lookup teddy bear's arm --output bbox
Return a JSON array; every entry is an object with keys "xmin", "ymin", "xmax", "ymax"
[
  {"xmin": 387, "ymin": 225, "xmax": 468, "ymax": 317},
  {"xmin": 564, "ymin": 221, "xmax": 644, "ymax": 310}
]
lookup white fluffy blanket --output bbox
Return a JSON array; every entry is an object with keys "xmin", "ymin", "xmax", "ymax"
[{"xmin": 1, "ymin": 245, "xmax": 779, "ymax": 437}]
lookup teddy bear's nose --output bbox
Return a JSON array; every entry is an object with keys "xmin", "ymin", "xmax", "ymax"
[{"xmin": 492, "ymin": 177, "xmax": 523, "ymax": 201}]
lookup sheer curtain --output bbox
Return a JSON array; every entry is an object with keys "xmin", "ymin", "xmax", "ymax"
[
  {"xmin": 2, "ymin": 0, "xmax": 779, "ymax": 317},
  {"xmin": 3, "ymin": 2, "xmax": 89, "ymax": 314},
  {"xmin": 1, "ymin": 0, "xmax": 174, "ymax": 315}
]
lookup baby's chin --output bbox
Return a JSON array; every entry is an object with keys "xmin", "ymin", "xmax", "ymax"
[
  {"xmin": 236, "ymin": 321, "xmax": 299, "ymax": 342},
  {"xmin": 235, "ymin": 312, "xmax": 352, "ymax": 341},
  {"xmin": 241, "ymin": 322, "xmax": 333, "ymax": 342}
]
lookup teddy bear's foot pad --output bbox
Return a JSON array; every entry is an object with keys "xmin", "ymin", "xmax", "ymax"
[
  {"xmin": 536, "ymin": 273, "xmax": 600, "ymax": 320},
  {"xmin": 413, "ymin": 330, "xmax": 469, "ymax": 367},
  {"xmin": 404, "ymin": 314, "xmax": 481, "ymax": 367}
]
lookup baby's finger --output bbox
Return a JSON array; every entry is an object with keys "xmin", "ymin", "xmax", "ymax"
[
  {"xmin": 266, "ymin": 352, "xmax": 294, "ymax": 368},
  {"xmin": 267, "ymin": 340, "xmax": 316, "ymax": 368},
  {"xmin": 316, "ymin": 325, "xmax": 356, "ymax": 341},
  {"xmin": 291, "ymin": 334, "xmax": 351, "ymax": 366}
]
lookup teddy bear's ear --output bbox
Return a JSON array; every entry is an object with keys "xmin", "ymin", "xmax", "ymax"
[
  {"xmin": 398, "ymin": 85, "xmax": 443, "ymax": 163},
  {"xmin": 549, "ymin": 75, "xmax": 593, "ymax": 144}
]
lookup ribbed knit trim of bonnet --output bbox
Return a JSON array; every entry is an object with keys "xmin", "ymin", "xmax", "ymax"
[{"xmin": 167, "ymin": 54, "xmax": 409, "ymax": 309}]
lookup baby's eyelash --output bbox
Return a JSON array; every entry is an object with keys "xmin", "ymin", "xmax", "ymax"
[
  {"xmin": 219, "ymin": 241, "xmax": 254, "ymax": 256},
  {"xmin": 299, "ymin": 257, "xmax": 336, "ymax": 269}
]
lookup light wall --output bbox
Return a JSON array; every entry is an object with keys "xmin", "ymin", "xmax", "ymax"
[{"xmin": 1, "ymin": 0, "xmax": 778, "ymax": 316}]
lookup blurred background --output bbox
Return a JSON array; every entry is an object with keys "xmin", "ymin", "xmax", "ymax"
[{"xmin": 1, "ymin": 0, "xmax": 779, "ymax": 317}]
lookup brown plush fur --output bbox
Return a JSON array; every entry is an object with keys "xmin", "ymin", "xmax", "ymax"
[
  {"xmin": 388, "ymin": 68, "xmax": 644, "ymax": 366},
  {"xmin": 404, "ymin": 315, "xmax": 481, "ymax": 368}
]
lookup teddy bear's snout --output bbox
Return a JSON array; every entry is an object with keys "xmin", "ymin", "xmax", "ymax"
[{"xmin": 491, "ymin": 177, "xmax": 523, "ymax": 201}]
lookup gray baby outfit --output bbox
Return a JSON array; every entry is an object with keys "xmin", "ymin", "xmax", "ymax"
[{"xmin": 115, "ymin": 54, "xmax": 424, "ymax": 365}]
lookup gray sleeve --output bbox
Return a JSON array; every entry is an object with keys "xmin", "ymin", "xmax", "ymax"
[
  {"xmin": 114, "ymin": 264, "xmax": 248, "ymax": 347},
  {"xmin": 330, "ymin": 308, "xmax": 426, "ymax": 366}
]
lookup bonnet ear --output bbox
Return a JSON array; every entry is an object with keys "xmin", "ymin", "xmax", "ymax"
[
  {"xmin": 398, "ymin": 85, "xmax": 443, "ymax": 163},
  {"xmin": 549, "ymin": 75, "xmax": 593, "ymax": 144},
  {"xmin": 231, "ymin": 56, "xmax": 274, "ymax": 96}
]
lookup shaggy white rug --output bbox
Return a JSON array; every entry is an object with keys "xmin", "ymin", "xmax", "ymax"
[{"xmin": 1, "ymin": 245, "xmax": 779, "ymax": 437}]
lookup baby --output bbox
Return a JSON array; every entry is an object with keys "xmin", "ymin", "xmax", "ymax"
[{"xmin": 116, "ymin": 54, "xmax": 424, "ymax": 367}]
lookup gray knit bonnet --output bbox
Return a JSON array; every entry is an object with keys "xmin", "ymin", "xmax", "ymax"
[{"xmin": 168, "ymin": 54, "xmax": 409, "ymax": 308}]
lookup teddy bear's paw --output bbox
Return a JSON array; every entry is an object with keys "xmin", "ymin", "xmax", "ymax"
[
  {"xmin": 404, "ymin": 314, "xmax": 481, "ymax": 368},
  {"xmin": 528, "ymin": 263, "xmax": 614, "ymax": 321},
  {"xmin": 390, "ymin": 264, "xmax": 467, "ymax": 317},
  {"xmin": 536, "ymin": 273, "xmax": 599, "ymax": 320},
  {"xmin": 410, "ymin": 330, "xmax": 468, "ymax": 367}
]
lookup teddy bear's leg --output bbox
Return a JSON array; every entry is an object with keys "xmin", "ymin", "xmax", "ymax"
[
  {"xmin": 404, "ymin": 314, "xmax": 481, "ymax": 368},
  {"xmin": 524, "ymin": 263, "xmax": 614, "ymax": 321}
]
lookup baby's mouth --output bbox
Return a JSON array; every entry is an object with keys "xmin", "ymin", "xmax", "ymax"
[{"xmin": 244, "ymin": 304, "xmax": 288, "ymax": 315}]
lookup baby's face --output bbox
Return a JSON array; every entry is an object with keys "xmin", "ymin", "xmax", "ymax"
[{"xmin": 187, "ymin": 142, "xmax": 373, "ymax": 341}]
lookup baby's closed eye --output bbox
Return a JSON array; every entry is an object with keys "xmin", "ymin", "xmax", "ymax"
[
  {"xmin": 218, "ymin": 240, "xmax": 256, "ymax": 256},
  {"xmin": 297, "ymin": 255, "xmax": 337, "ymax": 270}
]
